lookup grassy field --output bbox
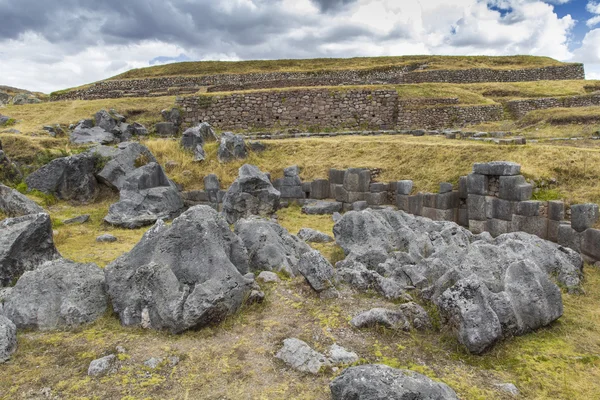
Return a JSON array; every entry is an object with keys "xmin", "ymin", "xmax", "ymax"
[
  {"xmin": 109, "ymin": 55, "xmax": 567, "ymax": 80},
  {"xmin": 1, "ymin": 200, "xmax": 599, "ymax": 400}
]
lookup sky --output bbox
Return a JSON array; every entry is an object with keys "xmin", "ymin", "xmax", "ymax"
[{"xmin": 0, "ymin": 0, "xmax": 599, "ymax": 93}]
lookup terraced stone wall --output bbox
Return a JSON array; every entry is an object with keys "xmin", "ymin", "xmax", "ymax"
[{"xmin": 506, "ymin": 94, "xmax": 600, "ymax": 118}]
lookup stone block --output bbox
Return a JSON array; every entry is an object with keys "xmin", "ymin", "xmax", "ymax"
[
  {"xmin": 473, "ymin": 161, "xmax": 521, "ymax": 176},
  {"xmin": 217, "ymin": 190, "xmax": 227, "ymax": 203},
  {"xmin": 408, "ymin": 194, "xmax": 423, "ymax": 216},
  {"xmin": 511, "ymin": 215, "xmax": 548, "ymax": 239},
  {"xmin": 397, "ymin": 195, "xmax": 409, "ymax": 211},
  {"xmin": 333, "ymin": 184, "xmax": 347, "ymax": 203},
  {"xmin": 467, "ymin": 194, "xmax": 486, "ymax": 221},
  {"xmin": 302, "ymin": 201, "xmax": 343, "ymax": 215},
  {"xmin": 436, "ymin": 192, "xmax": 459, "ymax": 210},
  {"xmin": 439, "ymin": 182, "xmax": 453, "ymax": 194},
  {"xmin": 352, "ymin": 201, "xmax": 369, "ymax": 211},
  {"xmin": 467, "ymin": 173, "xmax": 488, "ymax": 196},
  {"xmin": 458, "ymin": 206, "xmax": 469, "ymax": 227},
  {"xmin": 347, "ymin": 191, "xmax": 366, "ymax": 203},
  {"xmin": 486, "ymin": 197, "xmax": 514, "ymax": 221},
  {"xmin": 582, "ymin": 229, "xmax": 600, "ymax": 261},
  {"xmin": 571, "ymin": 203, "xmax": 599, "ymax": 232},
  {"xmin": 388, "ymin": 181, "xmax": 398, "ymax": 193},
  {"xmin": 488, "ymin": 219, "xmax": 511, "ymax": 237},
  {"xmin": 557, "ymin": 223, "xmax": 582, "ymax": 252},
  {"xmin": 422, "ymin": 207, "xmax": 437, "ymax": 221},
  {"xmin": 369, "ymin": 182, "xmax": 388, "ymax": 193},
  {"xmin": 499, "ymin": 175, "xmax": 532, "ymax": 201},
  {"xmin": 397, "ymin": 180, "xmax": 413, "ymax": 195},
  {"xmin": 516, "ymin": 201, "xmax": 542, "ymax": 217},
  {"xmin": 548, "ymin": 201, "xmax": 565, "ymax": 221},
  {"xmin": 343, "ymin": 168, "xmax": 371, "ymax": 192},
  {"xmin": 547, "ymin": 220, "xmax": 561, "ymax": 243},
  {"xmin": 366, "ymin": 192, "xmax": 388, "ymax": 206},
  {"xmin": 181, "ymin": 190, "xmax": 208, "ymax": 203},
  {"xmin": 469, "ymin": 220, "xmax": 487, "ymax": 234},
  {"xmin": 280, "ymin": 185, "xmax": 305, "ymax": 199},
  {"xmin": 423, "ymin": 193, "xmax": 437, "ymax": 208},
  {"xmin": 458, "ymin": 176, "xmax": 468, "ymax": 199},
  {"xmin": 302, "ymin": 182, "xmax": 312, "ymax": 193},
  {"xmin": 284, "ymin": 165, "xmax": 300, "ymax": 177},
  {"xmin": 310, "ymin": 179, "xmax": 330, "ymax": 200},
  {"xmin": 436, "ymin": 209, "xmax": 456, "ymax": 222},
  {"xmin": 329, "ymin": 169, "xmax": 345, "ymax": 185},
  {"xmin": 342, "ymin": 202, "xmax": 353, "ymax": 212}
]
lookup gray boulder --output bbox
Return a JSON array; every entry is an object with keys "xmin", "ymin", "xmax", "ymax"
[
  {"xmin": 0, "ymin": 213, "xmax": 60, "ymax": 287},
  {"xmin": 70, "ymin": 125, "xmax": 116, "ymax": 145},
  {"xmin": 161, "ymin": 108, "xmax": 182, "ymax": 127},
  {"xmin": 104, "ymin": 206, "xmax": 253, "ymax": 333},
  {"xmin": 97, "ymin": 234, "xmax": 117, "ymax": 243},
  {"xmin": 330, "ymin": 364, "xmax": 459, "ymax": 400},
  {"xmin": 95, "ymin": 109, "xmax": 120, "ymax": 134},
  {"xmin": 302, "ymin": 201, "xmax": 343, "ymax": 215},
  {"xmin": 154, "ymin": 122, "xmax": 178, "ymax": 136},
  {"xmin": 297, "ymin": 228, "xmax": 334, "ymax": 243},
  {"xmin": 63, "ymin": 214, "xmax": 90, "ymax": 225},
  {"xmin": 88, "ymin": 355, "xmax": 117, "ymax": 377},
  {"xmin": 0, "ymin": 315, "xmax": 17, "ymax": 363},
  {"xmin": 181, "ymin": 123, "xmax": 217, "ymax": 150},
  {"xmin": 350, "ymin": 303, "xmax": 432, "ymax": 331},
  {"xmin": 0, "ymin": 92, "xmax": 10, "ymax": 105},
  {"xmin": 328, "ymin": 344, "xmax": 359, "ymax": 365},
  {"xmin": 0, "ymin": 184, "xmax": 45, "ymax": 217},
  {"xmin": 93, "ymin": 142, "xmax": 157, "ymax": 191},
  {"xmin": 297, "ymin": 250, "xmax": 337, "ymax": 295},
  {"xmin": 218, "ymin": 132, "xmax": 247, "ymax": 163},
  {"xmin": 104, "ymin": 163, "xmax": 184, "ymax": 229},
  {"xmin": 2, "ymin": 259, "xmax": 107, "ymax": 330},
  {"xmin": 222, "ymin": 164, "xmax": 280, "ymax": 224},
  {"xmin": 275, "ymin": 338, "xmax": 328, "ymax": 374},
  {"xmin": 12, "ymin": 93, "xmax": 41, "ymax": 105},
  {"xmin": 0, "ymin": 115, "xmax": 12, "ymax": 126},
  {"xmin": 234, "ymin": 216, "xmax": 310, "ymax": 276},
  {"xmin": 26, "ymin": 153, "xmax": 99, "ymax": 202}
]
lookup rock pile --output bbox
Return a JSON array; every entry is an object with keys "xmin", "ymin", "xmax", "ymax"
[{"xmin": 70, "ymin": 109, "xmax": 148, "ymax": 145}]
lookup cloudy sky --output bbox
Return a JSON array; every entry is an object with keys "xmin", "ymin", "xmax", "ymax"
[{"xmin": 1, "ymin": 0, "xmax": 599, "ymax": 93}]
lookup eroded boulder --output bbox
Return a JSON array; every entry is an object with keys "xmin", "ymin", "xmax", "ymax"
[
  {"xmin": 93, "ymin": 142, "xmax": 157, "ymax": 191},
  {"xmin": 298, "ymin": 228, "xmax": 334, "ymax": 243},
  {"xmin": 350, "ymin": 303, "xmax": 432, "ymax": 331},
  {"xmin": 276, "ymin": 338, "xmax": 328, "ymax": 374},
  {"xmin": 0, "ymin": 184, "xmax": 45, "ymax": 217},
  {"xmin": 105, "ymin": 206, "xmax": 253, "ymax": 333},
  {"xmin": 0, "ymin": 315, "xmax": 17, "ymax": 363},
  {"xmin": 218, "ymin": 132, "xmax": 247, "ymax": 163},
  {"xmin": 297, "ymin": 250, "xmax": 337, "ymax": 296}
]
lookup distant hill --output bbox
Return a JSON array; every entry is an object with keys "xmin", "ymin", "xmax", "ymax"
[{"xmin": 0, "ymin": 85, "xmax": 47, "ymax": 100}]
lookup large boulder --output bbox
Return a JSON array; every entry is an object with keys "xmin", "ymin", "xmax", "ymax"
[
  {"xmin": 25, "ymin": 152, "xmax": 99, "ymax": 202},
  {"xmin": 105, "ymin": 206, "xmax": 253, "ymax": 333},
  {"xmin": 350, "ymin": 303, "xmax": 432, "ymax": 331},
  {"xmin": 0, "ymin": 213, "xmax": 60, "ymax": 287},
  {"xmin": 104, "ymin": 162, "xmax": 184, "ymax": 229},
  {"xmin": 2, "ymin": 259, "xmax": 107, "ymax": 330},
  {"xmin": 12, "ymin": 93, "xmax": 41, "ymax": 105},
  {"xmin": 333, "ymin": 209, "xmax": 583, "ymax": 354},
  {"xmin": 218, "ymin": 132, "xmax": 247, "ymax": 163},
  {"xmin": 181, "ymin": 123, "xmax": 218, "ymax": 148},
  {"xmin": 0, "ymin": 184, "xmax": 45, "ymax": 217},
  {"xmin": 222, "ymin": 164, "xmax": 280, "ymax": 224},
  {"xmin": 234, "ymin": 216, "xmax": 310, "ymax": 276},
  {"xmin": 297, "ymin": 250, "xmax": 337, "ymax": 296},
  {"xmin": 161, "ymin": 108, "xmax": 182, "ymax": 127},
  {"xmin": 92, "ymin": 142, "xmax": 157, "ymax": 191},
  {"xmin": 71, "ymin": 125, "xmax": 116, "ymax": 145},
  {"xmin": 330, "ymin": 364, "xmax": 459, "ymax": 400},
  {"xmin": 0, "ymin": 315, "xmax": 17, "ymax": 363}
]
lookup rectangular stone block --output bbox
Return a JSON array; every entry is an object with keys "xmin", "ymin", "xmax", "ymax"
[
  {"xmin": 370, "ymin": 182, "xmax": 389, "ymax": 193},
  {"xmin": 558, "ymin": 223, "xmax": 582, "ymax": 252},
  {"xmin": 467, "ymin": 194, "xmax": 486, "ymax": 221},
  {"xmin": 473, "ymin": 161, "xmax": 521, "ymax": 176},
  {"xmin": 467, "ymin": 173, "xmax": 488, "ymax": 196},
  {"xmin": 302, "ymin": 182, "xmax": 312, "ymax": 194},
  {"xmin": 469, "ymin": 219, "xmax": 488, "ymax": 234},
  {"xmin": 397, "ymin": 195, "xmax": 409, "ymax": 211},
  {"xmin": 388, "ymin": 181, "xmax": 398, "ymax": 193},
  {"xmin": 439, "ymin": 182, "xmax": 453, "ymax": 194},
  {"xmin": 516, "ymin": 201, "xmax": 542, "ymax": 217},
  {"xmin": 408, "ymin": 194, "xmax": 423, "ymax": 216},
  {"xmin": 423, "ymin": 193, "xmax": 437, "ymax": 209},
  {"xmin": 548, "ymin": 220, "xmax": 561, "ymax": 243},
  {"xmin": 582, "ymin": 228, "xmax": 600, "ymax": 261},
  {"xmin": 548, "ymin": 201, "xmax": 565, "ymax": 221},
  {"xmin": 571, "ymin": 203, "xmax": 599, "ymax": 233},
  {"xmin": 499, "ymin": 175, "xmax": 532, "ymax": 201},
  {"xmin": 352, "ymin": 201, "xmax": 369, "ymax": 211},
  {"xmin": 367, "ymin": 192, "xmax": 388, "ymax": 206},
  {"xmin": 397, "ymin": 180, "xmax": 413, "ymax": 195},
  {"xmin": 343, "ymin": 168, "xmax": 371, "ymax": 192},
  {"xmin": 511, "ymin": 215, "xmax": 548, "ymax": 239},
  {"xmin": 436, "ymin": 192, "xmax": 459, "ymax": 210},
  {"xmin": 458, "ymin": 176, "xmax": 468, "ymax": 199},
  {"xmin": 182, "ymin": 190, "xmax": 208, "ymax": 203},
  {"xmin": 422, "ymin": 207, "xmax": 437, "ymax": 220},
  {"xmin": 488, "ymin": 219, "xmax": 511, "ymax": 237},
  {"xmin": 333, "ymin": 184, "xmax": 347, "ymax": 203},
  {"xmin": 280, "ymin": 185, "xmax": 305, "ymax": 199},
  {"xmin": 436, "ymin": 209, "xmax": 456, "ymax": 222},
  {"xmin": 458, "ymin": 206, "xmax": 469, "ymax": 227},
  {"xmin": 346, "ymin": 191, "xmax": 366, "ymax": 203},
  {"xmin": 486, "ymin": 197, "xmax": 514, "ymax": 221},
  {"xmin": 329, "ymin": 169, "xmax": 345, "ymax": 185},
  {"xmin": 310, "ymin": 179, "xmax": 330, "ymax": 200}
]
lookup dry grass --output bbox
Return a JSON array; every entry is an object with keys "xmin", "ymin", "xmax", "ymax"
[
  {"xmin": 520, "ymin": 106, "xmax": 600, "ymax": 126},
  {"xmin": 108, "ymin": 55, "xmax": 565, "ymax": 81}
]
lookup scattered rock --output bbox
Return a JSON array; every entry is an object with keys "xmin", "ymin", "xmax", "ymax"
[
  {"xmin": 154, "ymin": 122, "xmax": 178, "ymax": 137},
  {"xmin": 96, "ymin": 234, "xmax": 117, "ymax": 243},
  {"xmin": 70, "ymin": 125, "xmax": 116, "ymax": 145},
  {"xmin": 275, "ymin": 338, "xmax": 328, "ymax": 374},
  {"xmin": 105, "ymin": 206, "xmax": 253, "ymax": 333},
  {"xmin": 144, "ymin": 357, "xmax": 162, "ymax": 369},
  {"xmin": 302, "ymin": 201, "xmax": 343, "ymax": 215},
  {"xmin": 42, "ymin": 125, "xmax": 64, "ymax": 137},
  {"xmin": 2, "ymin": 258, "xmax": 108, "ymax": 330},
  {"xmin": 0, "ymin": 315, "xmax": 17, "ymax": 363},
  {"xmin": 495, "ymin": 383, "xmax": 519, "ymax": 396},
  {"xmin": 218, "ymin": 132, "xmax": 247, "ymax": 163},
  {"xmin": 328, "ymin": 344, "xmax": 358, "ymax": 365},
  {"xmin": 297, "ymin": 228, "xmax": 334, "ymax": 243},
  {"xmin": 235, "ymin": 216, "xmax": 310, "ymax": 276},
  {"xmin": 181, "ymin": 125, "xmax": 211, "ymax": 162},
  {"xmin": 330, "ymin": 364, "xmax": 459, "ymax": 400},
  {"xmin": 161, "ymin": 108, "xmax": 182, "ymax": 127},
  {"xmin": 0, "ymin": 184, "xmax": 46, "ymax": 217},
  {"xmin": 93, "ymin": 142, "xmax": 157, "ymax": 191},
  {"xmin": 298, "ymin": 250, "xmax": 338, "ymax": 297},
  {"xmin": 222, "ymin": 164, "xmax": 281, "ymax": 224},
  {"xmin": 350, "ymin": 303, "xmax": 432, "ymax": 331},
  {"xmin": 12, "ymin": 93, "xmax": 41, "ymax": 105},
  {"xmin": 248, "ymin": 140, "xmax": 266, "ymax": 152},
  {"xmin": 0, "ymin": 213, "xmax": 60, "ymax": 287},
  {"xmin": 88, "ymin": 355, "xmax": 117, "ymax": 377},
  {"xmin": 257, "ymin": 271, "xmax": 280, "ymax": 283},
  {"xmin": 63, "ymin": 214, "xmax": 90, "ymax": 225}
]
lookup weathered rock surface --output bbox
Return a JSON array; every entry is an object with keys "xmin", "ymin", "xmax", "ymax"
[
  {"xmin": 297, "ymin": 228, "xmax": 334, "ymax": 243},
  {"xmin": 0, "ymin": 315, "xmax": 17, "ymax": 363},
  {"xmin": 222, "ymin": 164, "xmax": 280, "ymax": 224},
  {"xmin": 330, "ymin": 364, "xmax": 459, "ymax": 400},
  {"xmin": 218, "ymin": 132, "xmax": 247, "ymax": 163},
  {"xmin": 328, "ymin": 344, "xmax": 359, "ymax": 365},
  {"xmin": 302, "ymin": 201, "xmax": 343, "ymax": 215},
  {"xmin": 257, "ymin": 271, "xmax": 280, "ymax": 283},
  {"xmin": 0, "ymin": 184, "xmax": 45, "ymax": 217},
  {"xmin": 333, "ymin": 208, "xmax": 583, "ymax": 354},
  {"xmin": 297, "ymin": 250, "xmax": 337, "ymax": 296},
  {"xmin": 63, "ymin": 214, "xmax": 90, "ymax": 225},
  {"xmin": 105, "ymin": 206, "xmax": 253, "ymax": 333},
  {"xmin": 350, "ymin": 303, "xmax": 432, "ymax": 331},
  {"xmin": 0, "ymin": 213, "xmax": 60, "ymax": 287},
  {"xmin": 71, "ymin": 125, "xmax": 116, "ymax": 145},
  {"xmin": 104, "ymin": 163, "xmax": 184, "ymax": 228},
  {"xmin": 234, "ymin": 217, "xmax": 310, "ymax": 276},
  {"xmin": 275, "ymin": 338, "xmax": 328, "ymax": 374},
  {"xmin": 181, "ymin": 125, "xmax": 210, "ymax": 162},
  {"xmin": 88, "ymin": 355, "xmax": 117, "ymax": 377},
  {"xmin": 26, "ymin": 153, "xmax": 99, "ymax": 202},
  {"xmin": 2, "ymin": 259, "xmax": 107, "ymax": 330},
  {"xmin": 96, "ymin": 234, "xmax": 118, "ymax": 243},
  {"xmin": 93, "ymin": 142, "xmax": 157, "ymax": 191}
]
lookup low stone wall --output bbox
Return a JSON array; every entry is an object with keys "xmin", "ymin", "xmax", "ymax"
[
  {"xmin": 50, "ymin": 64, "xmax": 585, "ymax": 101},
  {"xmin": 506, "ymin": 94, "xmax": 600, "ymax": 118},
  {"xmin": 397, "ymin": 104, "xmax": 504, "ymax": 130}
]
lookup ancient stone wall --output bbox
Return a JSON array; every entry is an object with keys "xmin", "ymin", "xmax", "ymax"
[
  {"xmin": 50, "ymin": 64, "xmax": 585, "ymax": 101},
  {"xmin": 396, "ymin": 104, "xmax": 504, "ymax": 130},
  {"xmin": 506, "ymin": 94, "xmax": 600, "ymax": 118}
]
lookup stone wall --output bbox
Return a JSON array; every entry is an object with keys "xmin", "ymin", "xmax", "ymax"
[
  {"xmin": 50, "ymin": 64, "xmax": 585, "ymax": 101},
  {"xmin": 177, "ymin": 89, "xmax": 399, "ymax": 131},
  {"xmin": 506, "ymin": 94, "xmax": 600, "ymax": 118},
  {"xmin": 397, "ymin": 104, "xmax": 504, "ymax": 130}
]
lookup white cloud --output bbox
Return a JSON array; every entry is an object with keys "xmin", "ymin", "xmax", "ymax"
[{"xmin": 572, "ymin": 28, "xmax": 600, "ymax": 64}]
